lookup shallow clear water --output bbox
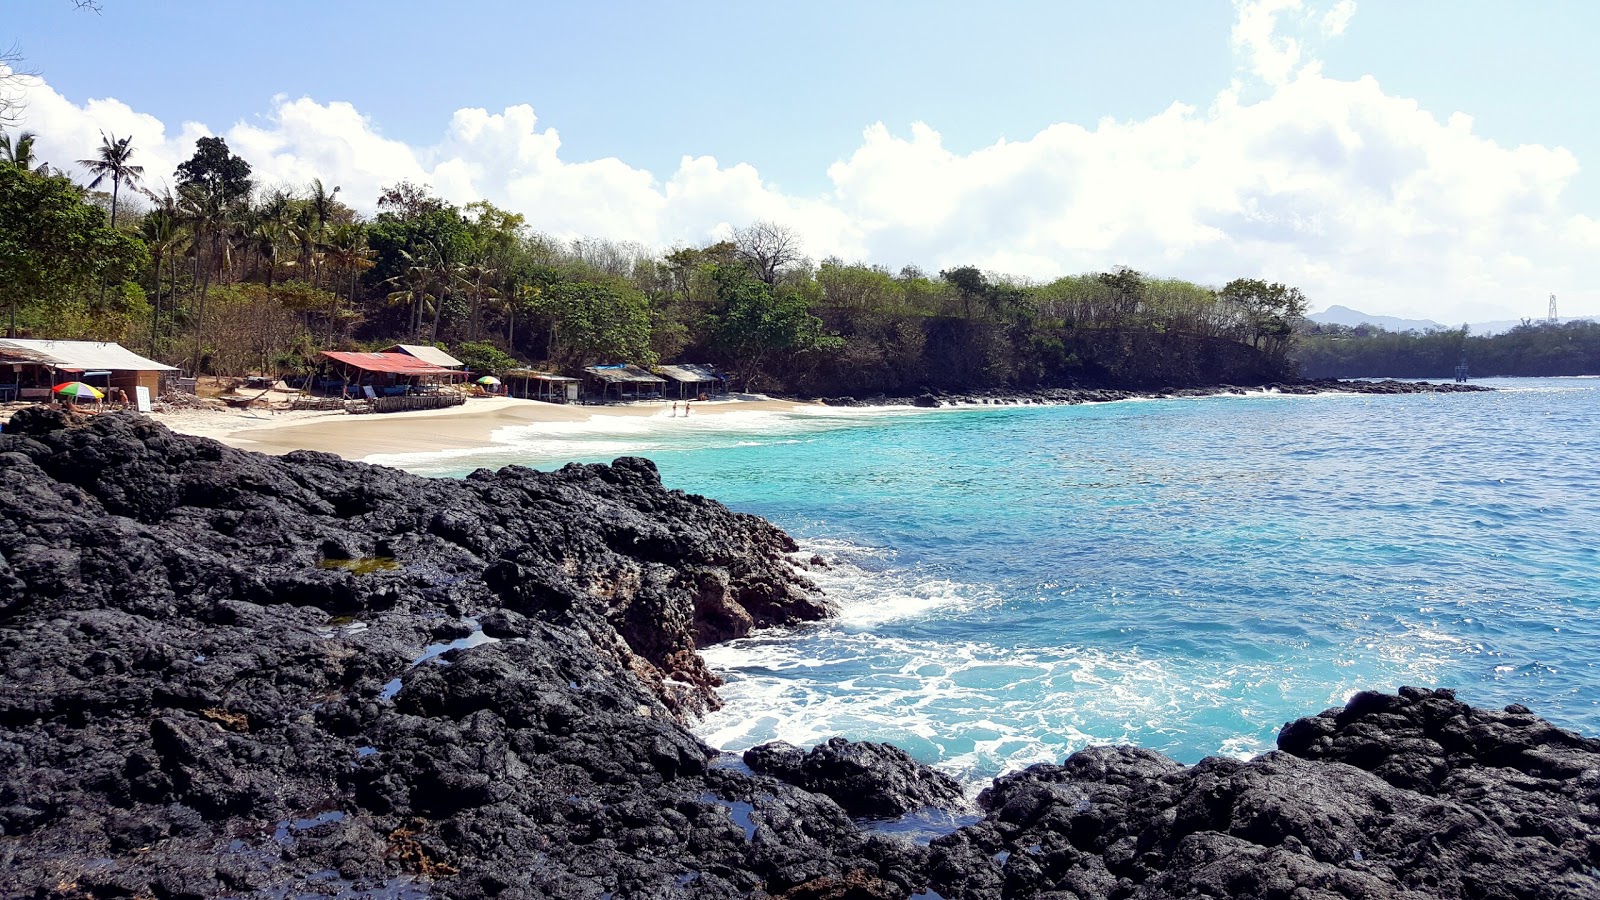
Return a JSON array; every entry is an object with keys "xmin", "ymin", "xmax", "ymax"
[{"xmin": 386, "ymin": 378, "xmax": 1600, "ymax": 783}]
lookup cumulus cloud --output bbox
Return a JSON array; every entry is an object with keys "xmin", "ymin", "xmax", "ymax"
[{"xmin": 8, "ymin": 0, "xmax": 1596, "ymax": 322}]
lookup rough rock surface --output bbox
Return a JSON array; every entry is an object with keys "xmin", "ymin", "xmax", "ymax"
[
  {"xmin": 744, "ymin": 738, "xmax": 969, "ymax": 819},
  {"xmin": 3, "ymin": 410, "xmax": 1595, "ymax": 900},
  {"xmin": 929, "ymin": 687, "xmax": 1600, "ymax": 899},
  {"xmin": 1, "ymin": 409, "xmax": 925, "ymax": 899}
]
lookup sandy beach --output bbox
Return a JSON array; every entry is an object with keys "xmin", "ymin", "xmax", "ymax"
[{"xmin": 150, "ymin": 395, "xmax": 816, "ymax": 461}]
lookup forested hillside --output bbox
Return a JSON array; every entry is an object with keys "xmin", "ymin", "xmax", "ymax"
[
  {"xmin": 2, "ymin": 131, "xmax": 1310, "ymax": 394},
  {"xmin": 1294, "ymin": 320, "xmax": 1600, "ymax": 378}
]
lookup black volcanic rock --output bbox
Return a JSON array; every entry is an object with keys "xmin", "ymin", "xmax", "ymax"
[
  {"xmin": 2, "ymin": 409, "xmax": 1592, "ymax": 900},
  {"xmin": 1, "ymin": 410, "xmax": 921, "ymax": 900},
  {"xmin": 928, "ymin": 688, "xmax": 1600, "ymax": 899},
  {"xmin": 745, "ymin": 737, "xmax": 969, "ymax": 819}
]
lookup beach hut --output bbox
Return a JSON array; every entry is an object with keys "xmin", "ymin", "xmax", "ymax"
[
  {"xmin": 382, "ymin": 344, "xmax": 467, "ymax": 372},
  {"xmin": 582, "ymin": 364, "xmax": 667, "ymax": 404},
  {"xmin": 505, "ymin": 368, "xmax": 580, "ymax": 403},
  {"xmin": 318, "ymin": 351, "xmax": 461, "ymax": 398},
  {"xmin": 654, "ymin": 363, "xmax": 727, "ymax": 400},
  {"xmin": 0, "ymin": 339, "xmax": 177, "ymax": 403}
]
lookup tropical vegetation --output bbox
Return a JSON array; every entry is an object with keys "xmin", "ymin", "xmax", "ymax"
[
  {"xmin": 1, "ymin": 129, "xmax": 1314, "ymax": 392},
  {"xmin": 1294, "ymin": 319, "xmax": 1600, "ymax": 378}
]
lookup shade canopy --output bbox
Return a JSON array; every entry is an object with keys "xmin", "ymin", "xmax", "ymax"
[
  {"xmin": 53, "ymin": 381, "xmax": 104, "ymax": 399},
  {"xmin": 319, "ymin": 351, "xmax": 458, "ymax": 376}
]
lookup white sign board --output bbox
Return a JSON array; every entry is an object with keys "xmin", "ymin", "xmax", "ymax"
[{"xmin": 135, "ymin": 385, "xmax": 152, "ymax": 413}]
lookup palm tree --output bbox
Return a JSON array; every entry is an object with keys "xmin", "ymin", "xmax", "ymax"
[
  {"xmin": 140, "ymin": 205, "xmax": 188, "ymax": 353},
  {"xmin": 383, "ymin": 249, "xmax": 439, "ymax": 342},
  {"xmin": 460, "ymin": 262, "xmax": 500, "ymax": 341},
  {"xmin": 0, "ymin": 130, "xmax": 51, "ymax": 174},
  {"xmin": 323, "ymin": 223, "xmax": 374, "ymax": 345},
  {"xmin": 77, "ymin": 132, "xmax": 146, "ymax": 227},
  {"xmin": 179, "ymin": 180, "xmax": 232, "ymax": 374}
]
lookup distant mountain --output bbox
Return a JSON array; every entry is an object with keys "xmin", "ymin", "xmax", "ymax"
[{"xmin": 1308, "ymin": 305, "xmax": 1445, "ymax": 332}]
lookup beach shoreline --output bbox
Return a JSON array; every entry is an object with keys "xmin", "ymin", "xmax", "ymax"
[
  {"xmin": 118, "ymin": 377, "xmax": 1488, "ymax": 462},
  {"xmin": 154, "ymin": 394, "xmax": 821, "ymax": 460}
]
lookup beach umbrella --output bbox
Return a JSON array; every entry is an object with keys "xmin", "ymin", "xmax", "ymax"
[
  {"xmin": 53, "ymin": 381, "xmax": 104, "ymax": 400},
  {"xmin": 476, "ymin": 375, "xmax": 501, "ymax": 385}
]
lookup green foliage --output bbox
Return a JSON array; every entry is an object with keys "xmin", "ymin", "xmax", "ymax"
[
  {"xmin": 1219, "ymin": 278, "xmax": 1308, "ymax": 356},
  {"xmin": 1294, "ymin": 320, "xmax": 1600, "ymax": 378},
  {"xmin": 175, "ymin": 136, "xmax": 253, "ymax": 202},
  {"xmin": 0, "ymin": 163, "xmax": 148, "ymax": 337},
  {"xmin": 453, "ymin": 340, "xmax": 520, "ymax": 374},
  {"xmin": 704, "ymin": 264, "xmax": 840, "ymax": 390},
  {"xmin": 532, "ymin": 277, "xmax": 655, "ymax": 366}
]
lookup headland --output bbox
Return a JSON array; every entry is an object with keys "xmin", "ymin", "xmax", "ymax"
[{"xmin": 2, "ymin": 408, "xmax": 1592, "ymax": 899}]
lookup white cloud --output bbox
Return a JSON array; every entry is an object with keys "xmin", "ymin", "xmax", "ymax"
[
  {"xmin": 7, "ymin": 1, "xmax": 1596, "ymax": 322},
  {"xmin": 1321, "ymin": 0, "xmax": 1357, "ymax": 37}
]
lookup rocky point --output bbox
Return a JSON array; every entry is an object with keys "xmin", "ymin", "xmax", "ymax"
[{"xmin": 1, "ymin": 410, "xmax": 1595, "ymax": 899}]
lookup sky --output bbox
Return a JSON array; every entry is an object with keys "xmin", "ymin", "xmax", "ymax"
[{"xmin": 6, "ymin": 0, "xmax": 1598, "ymax": 323}]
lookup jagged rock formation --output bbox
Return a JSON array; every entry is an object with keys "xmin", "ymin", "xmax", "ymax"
[
  {"xmin": 744, "ymin": 737, "xmax": 968, "ymax": 819},
  {"xmin": 2, "ymin": 410, "xmax": 1594, "ymax": 899},
  {"xmin": 929, "ymin": 688, "xmax": 1600, "ymax": 899}
]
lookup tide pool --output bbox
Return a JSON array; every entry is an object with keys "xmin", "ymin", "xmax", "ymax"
[{"xmin": 394, "ymin": 378, "xmax": 1600, "ymax": 783}]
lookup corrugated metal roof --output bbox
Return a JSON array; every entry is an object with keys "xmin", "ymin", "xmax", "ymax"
[
  {"xmin": 654, "ymin": 363, "xmax": 723, "ymax": 383},
  {"xmin": 583, "ymin": 364, "xmax": 666, "ymax": 384},
  {"xmin": 320, "ymin": 351, "xmax": 458, "ymax": 376},
  {"xmin": 384, "ymin": 344, "xmax": 465, "ymax": 368},
  {"xmin": 0, "ymin": 339, "xmax": 178, "ymax": 371}
]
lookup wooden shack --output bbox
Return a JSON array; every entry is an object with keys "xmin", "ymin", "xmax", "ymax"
[
  {"xmin": 654, "ymin": 363, "xmax": 727, "ymax": 400},
  {"xmin": 582, "ymin": 364, "xmax": 666, "ymax": 403},
  {"xmin": 0, "ymin": 339, "xmax": 177, "ymax": 401},
  {"xmin": 505, "ymin": 369, "xmax": 580, "ymax": 403}
]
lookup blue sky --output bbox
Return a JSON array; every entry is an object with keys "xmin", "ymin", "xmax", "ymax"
[{"xmin": 8, "ymin": 1, "xmax": 1599, "ymax": 322}]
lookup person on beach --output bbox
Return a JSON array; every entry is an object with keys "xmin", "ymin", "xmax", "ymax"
[{"xmin": 671, "ymin": 401, "xmax": 678, "ymax": 417}]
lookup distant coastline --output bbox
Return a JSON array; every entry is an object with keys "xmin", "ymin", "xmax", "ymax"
[{"xmin": 137, "ymin": 377, "xmax": 1493, "ymax": 463}]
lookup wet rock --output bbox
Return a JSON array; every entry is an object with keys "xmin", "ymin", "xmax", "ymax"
[
  {"xmin": 746, "ymin": 738, "xmax": 969, "ymax": 819},
  {"xmin": 925, "ymin": 692, "xmax": 1600, "ymax": 899}
]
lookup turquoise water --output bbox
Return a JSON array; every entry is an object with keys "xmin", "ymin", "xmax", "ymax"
[{"xmin": 386, "ymin": 378, "xmax": 1600, "ymax": 782}]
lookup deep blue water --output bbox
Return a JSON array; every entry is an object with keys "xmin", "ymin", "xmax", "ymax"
[{"xmin": 385, "ymin": 378, "xmax": 1600, "ymax": 783}]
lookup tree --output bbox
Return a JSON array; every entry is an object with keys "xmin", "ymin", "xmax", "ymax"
[
  {"xmin": 139, "ymin": 205, "xmax": 186, "ymax": 351},
  {"xmin": 731, "ymin": 220, "xmax": 806, "ymax": 285},
  {"xmin": 1, "ymin": 130, "xmax": 51, "ymax": 174},
  {"xmin": 452, "ymin": 340, "xmax": 519, "ymax": 375},
  {"xmin": 1219, "ymin": 278, "xmax": 1308, "ymax": 354},
  {"xmin": 940, "ymin": 266, "xmax": 987, "ymax": 318},
  {"xmin": 703, "ymin": 264, "xmax": 839, "ymax": 391},
  {"xmin": 175, "ymin": 136, "xmax": 253, "ymax": 204},
  {"xmin": 376, "ymin": 179, "xmax": 446, "ymax": 218},
  {"xmin": 0, "ymin": 163, "xmax": 146, "ymax": 337},
  {"xmin": 530, "ymin": 277, "xmax": 653, "ymax": 366},
  {"xmin": 77, "ymin": 132, "xmax": 147, "ymax": 228},
  {"xmin": 322, "ymin": 223, "xmax": 374, "ymax": 345}
]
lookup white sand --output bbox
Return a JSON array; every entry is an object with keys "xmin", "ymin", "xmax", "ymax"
[{"xmin": 154, "ymin": 395, "xmax": 818, "ymax": 461}]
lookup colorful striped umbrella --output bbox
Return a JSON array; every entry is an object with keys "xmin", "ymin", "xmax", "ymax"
[
  {"xmin": 476, "ymin": 375, "xmax": 501, "ymax": 385},
  {"xmin": 53, "ymin": 381, "xmax": 104, "ymax": 400}
]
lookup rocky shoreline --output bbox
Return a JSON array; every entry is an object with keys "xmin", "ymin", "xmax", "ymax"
[
  {"xmin": 3, "ymin": 410, "xmax": 1595, "ymax": 900},
  {"xmin": 813, "ymin": 378, "xmax": 1493, "ymax": 408}
]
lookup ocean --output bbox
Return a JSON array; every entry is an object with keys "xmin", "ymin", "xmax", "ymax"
[{"xmin": 382, "ymin": 377, "xmax": 1600, "ymax": 786}]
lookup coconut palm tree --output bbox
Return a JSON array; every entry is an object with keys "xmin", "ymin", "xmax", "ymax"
[
  {"xmin": 0, "ymin": 130, "xmax": 52, "ymax": 174},
  {"xmin": 140, "ymin": 206, "xmax": 188, "ymax": 353},
  {"xmin": 383, "ymin": 249, "xmax": 439, "ymax": 342},
  {"xmin": 179, "ymin": 179, "xmax": 233, "ymax": 373},
  {"xmin": 77, "ymin": 131, "xmax": 146, "ymax": 227},
  {"xmin": 322, "ymin": 223, "xmax": 374, "ymax": 345}
]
